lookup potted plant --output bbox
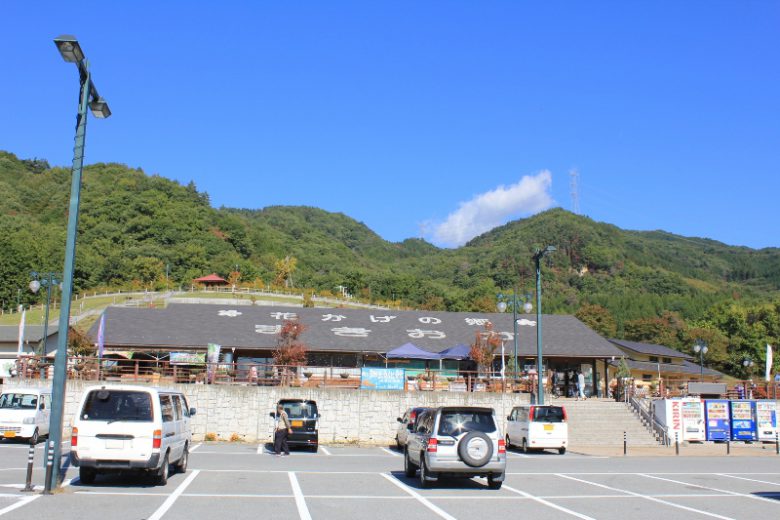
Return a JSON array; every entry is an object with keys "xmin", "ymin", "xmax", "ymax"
[{"xmin": 303, "ymin": 370, "xmax": 313, "ymax": 379}]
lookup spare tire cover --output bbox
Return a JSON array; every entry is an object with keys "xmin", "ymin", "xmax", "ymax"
[{"xmin": 458, "ymin": 431, "xmax": 493, "ymax": 467}]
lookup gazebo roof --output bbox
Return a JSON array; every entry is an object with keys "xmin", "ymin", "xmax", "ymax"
[{"xmin": 193, "ymin": 273, "xmax": 227, "ymax": 283}]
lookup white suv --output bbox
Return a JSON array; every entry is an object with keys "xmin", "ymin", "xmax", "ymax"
[
  {"xmin": 71, "ymin": 385, "xmax": 195, "ymax": 485},
  {"xmin": 404, "ymin": 407, "xmax": 506, "ymax": 489}
]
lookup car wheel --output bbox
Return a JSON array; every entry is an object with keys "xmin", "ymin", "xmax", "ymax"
[
  {"xmin": 558, "ymin": 447, "xmax": 566, "ymax": 455},
  {"xmin": 487, "ymin": 474, "xmax": 503, "ymax": 490},
  {"xmin": 309, "ymin": 445, "xmax": 318, "ymax": 453},
  {"xmin": 458, "ymin": 431, "xmax": 494, "ymax": 468},
  {"xmin": 156, "ymin": 453, "xmax": 170, "ymax": 486},
  {"xmin": 521, "ymin": 438, "xmax": 528, "ymax": 454},
  {"xmin": 79, "ymin": 467, "xmax": 96, "ymax": 485},
  {"xmin": 404, "ymin": 449, "xmax": 416, "ymax": 478},
  {"xmin": 419, "ymin": 457, "xmax": 431, "ymax": 488},
  {"xmin": 174, "ymin": 445, "xmax": 188, "ymax": 473},
  {"xmin": 30, "ymin": 429, "xmax": 39, "ymax": 445}
]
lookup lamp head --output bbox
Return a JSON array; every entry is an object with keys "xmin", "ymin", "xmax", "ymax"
[
  {"xmin": 89, "ymin": 97, "xmax": 112, "ymax": 119},
  {"xmin": 53, "ymin": 35, "xmax": 85, "ymax": 63},
  {"xmin": 523, "ymin": 301, "xmax": 533, "ymax": 313},
  {"xmin": 496, "ymin": 301, "xmax": 507, "ymax": 313},
  {"xmin": 29, "ymin": 280, "xmax": 41, "ymax": 294}
]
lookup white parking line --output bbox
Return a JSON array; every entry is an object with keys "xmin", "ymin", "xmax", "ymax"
[
  {"xmin": 379, "ymin": 447, "xmax": 400, "ymax": 457},
  {"xmin": 147, "ymin": 469, "xmax": 200, "ymax": 520},
  {"xmin": 717, "ymin": 473, "xmax": 780, "ymax": 487},
  {"xmin": 320, "ymin": 446, "xmax": 332, "ymax": 456},
  {"xmin": 503, "ymin": 484, "xmax": 596, "ymax": 520},
  {"xmin": 189, "ymin": 443, "xmax": 201, "ymax": 452},
  {"xmin": 0, "ymin": 495, "xmax": 40, "ymax": 517},
  {"xmin": 556, "ymin": 474, "xmax": 735, "ymax": 520},
  {"xmin": 288, "ymin": 472, "xmax": 312, "ymax": 520},
  {"xmin": 257, "ymin": 444, "xmax": 265, "ymax": 455},
  {"xmin": 639, "ymin": 474, "xmax": 780, "ymax": 505},
  {"xmin": 381, "ymin": 473, "xmax": 457, "ymax": 520}
]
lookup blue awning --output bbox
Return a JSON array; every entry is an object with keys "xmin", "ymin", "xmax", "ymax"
[
  {"xmin": 437, "ymin": 344, "xmax": 471, "ymax": 360},
  {"xmin": 385, "ymin": 343, "xmax": 441, "ymax": 360}
]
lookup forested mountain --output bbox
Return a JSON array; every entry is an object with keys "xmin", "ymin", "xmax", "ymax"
[{"xmin": 2, "ymin": 150, "xmax": 778, "ymax": 375}]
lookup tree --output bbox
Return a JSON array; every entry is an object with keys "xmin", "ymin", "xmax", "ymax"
[
  {"xmin": 273, "ymin": 320, "xmax": 307, "ymax": 367},
  {"xmin": 273, "ymin": 256, "xmax": 297, "ymax": 288},
  {"xmin": 469, "ymin": 322, "xmax": 501, "ymax": 375},
  {"xmin": 575, "ymin": 304, "xmax": 617, "ymax": 338}
]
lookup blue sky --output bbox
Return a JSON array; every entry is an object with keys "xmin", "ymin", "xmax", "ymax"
[{"xmin": 3, "ymin": 1, "xmax": 778, "ymax": 248}]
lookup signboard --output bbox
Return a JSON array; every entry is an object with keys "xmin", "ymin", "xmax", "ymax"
[
  {"xmin": 170, "ymin": 352, "xmax": 206, "ymax": 365},
  {"xmin": 360, "ymin": 368, "xmax": 405, "ymax": 391}
]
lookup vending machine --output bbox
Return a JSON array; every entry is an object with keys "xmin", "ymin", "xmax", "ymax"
[
  {"xmin": 704, "ymin": 400, "xmax": 730, "ymax": 442},
  {"xmin": 729, "ymin": 400, "xmax": 757, "ymax": 441},
  {"xmin": 653, "ymin": 398, "xmax": 706, "ymax": 442},
  {"xmin": 680, "ymin": 398, "xmax": 706, "ymax": 442},
  {"xmin": 755, "ymin": 400, "xmax": 778, "ymax": 442}
]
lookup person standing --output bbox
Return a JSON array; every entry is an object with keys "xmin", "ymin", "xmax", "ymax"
[
  {"xmin": 577, "ymin": 370, "xmax": 586, "ymax": 400},
  {"xmin": 273, "ymin": 403, "xmax": 292, "ymax": 456}
]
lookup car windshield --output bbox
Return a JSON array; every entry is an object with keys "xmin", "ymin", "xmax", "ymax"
[
  {"xmin": 281, "ymin": 402, "xmax": 317, "ymax": 419},
  {"xmin": 533, "ymin": 407, "xmax": 565, "ymax": 423},
  {"xmin": 0, "ymin": 393, "xmax": 38, "ymax": 410},
  {"xmin": 438, "ymin": 410, "xmax": 496, "ymax": 435},
  {"xmin": 81, "ymin": 390, "xmax": 153, "ymax": 422}
]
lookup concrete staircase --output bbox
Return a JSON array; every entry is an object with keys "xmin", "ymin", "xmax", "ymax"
[{"xmin": 556, "ymin": 398, "xmax": 661, "ymax": 447}]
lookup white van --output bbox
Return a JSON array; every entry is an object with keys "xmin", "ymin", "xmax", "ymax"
[
  {"xmin": 505, "ymin": 405, "xmax": 568, "ymax": 454},
  {"xmin": 0, "ymin": 388, "xmax": 51, "ymax": 444},
  {"xmin": 71, "ymin": 385, "xmax": 195, "ymax": 485}
]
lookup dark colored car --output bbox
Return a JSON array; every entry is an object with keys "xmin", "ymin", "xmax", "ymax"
[{"xmin": 272, "ymin": 399, "xmax": 319, "ymax": 452}]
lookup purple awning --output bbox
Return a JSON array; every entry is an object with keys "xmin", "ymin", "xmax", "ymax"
[
  {"xmin": 385, "ymin": 342, "xmax": 441, "ymax": 360},
  {"xmin": 437, "ymin": 344, "xmax": 471, "ymax": 360}
]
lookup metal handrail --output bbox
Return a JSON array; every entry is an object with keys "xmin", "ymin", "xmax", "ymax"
[{"xmin": 628, "ymin": 396, "xmax": 668, "ymax": 446}]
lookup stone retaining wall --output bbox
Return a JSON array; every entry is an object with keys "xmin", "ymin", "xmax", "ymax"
[{"xmin": 1, "ymin": 380, "xmax": 529, "ymax": 445}]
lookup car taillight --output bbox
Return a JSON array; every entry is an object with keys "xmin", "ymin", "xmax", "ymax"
[
  {"xmin": 71, "ymin": 427, "xmax": 78, "ymax": 447},
  {"xmin": 427, "ymin": 438, "xmax": 438, "ymax": 453},
  {"xmin": 529, "ymin": 406, "xmax": 535, "ymax": 421},
  {"xmin": 498, "ymin": 438, "xmax": 506, "ymax": 454},
  {"xmin": 153, "ymin": 429, "xmax": 162, "ymax": 449},
  {"xmin": 562, "ymin": 407, "xmax": 568, "ymax": 423},
  {"xmin": 410, "ymin": 411, "xmax": 417, "ymax": 423}
]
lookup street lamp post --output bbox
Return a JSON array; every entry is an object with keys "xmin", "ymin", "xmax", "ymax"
[
  {"xmin": 533, "ymin": 246, "xmax": 556, "ymax": 405},
  {"xmin": 692, "ymin": 339, "xmax": 708, "ymax": 380},
  {"xmin": 46, "ymin": 35, "xmax": 111, "ymax": 494},
  {"xmin": 29, "ymin": 272, "xmax": 61, "ymax": 356},
  {"xmin": 497, "ymin": 289, "xmax": 532, "ymax": 379}
]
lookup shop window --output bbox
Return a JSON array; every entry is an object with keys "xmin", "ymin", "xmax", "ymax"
[
  {"xmin": 648, "ymin": 356, "xmax": 659, "ymax": 363},
  {"xmin": 662, "ymin": 357, "xmax": 672, "ymax": 364}
]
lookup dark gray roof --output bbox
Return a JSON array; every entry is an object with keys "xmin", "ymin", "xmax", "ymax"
[
  {"xmin": 609, "ymin": 358, "xmax": 723, "ymax": 377},
  {"xmin": 88, "ymin": 303, "xmax": 624, "ymax": 358},
  {"xmin": 609, "ymin": 339, "xmax": 693, "ymax": 360},
  {"xmin": 0, "ymin": 325, "xmax": 58, "ymax": 343}
]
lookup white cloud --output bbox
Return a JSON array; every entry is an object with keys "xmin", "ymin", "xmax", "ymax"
[{"xmin": 428, "ymin": 171, "xmax": 555, "ymax": 247}]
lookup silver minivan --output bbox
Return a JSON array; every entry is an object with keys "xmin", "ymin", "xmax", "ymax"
[
  {"xmin": 404, "ymin": 407, "xmax": 506, "ymax": 489},
  {"xmin": 71, "ymin": 385, "xmax": 195, "ymax": 485}
]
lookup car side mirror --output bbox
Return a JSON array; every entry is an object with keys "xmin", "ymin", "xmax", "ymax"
[
  {"xmin": 269, "ymin": 412, "xmax": 276, "ymax": 418},
  {"xmin": 189, "ymin": 408, "xmax": 197, "ymax": 416},
  {"xmin": 507, "ymin": 415, "xmax": 512, "ymax": 421},
  {"xmin": 396, "ymin": 417, "xmax": 403, "ymax": 423}
]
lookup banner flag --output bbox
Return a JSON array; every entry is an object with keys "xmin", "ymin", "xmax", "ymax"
[
  {"xmin": 97, "ymin": 313, "xmax": 106, "ymax": 359},
  {"xmin": 16, "ymin": 307, "xmax": 26, "ymax": 357}
]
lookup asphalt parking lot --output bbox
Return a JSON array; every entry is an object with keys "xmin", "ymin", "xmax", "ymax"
[{"xmin": 1, "ymin": 441, "xmax": 779, "ymax": 520}]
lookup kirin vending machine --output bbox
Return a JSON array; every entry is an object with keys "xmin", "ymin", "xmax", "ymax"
[
  {"xmin": 653, "ymin": 398, "xmax": 706, "ymax": 442},
  {"xmin": 730, "ymin": 400, "xmax": 757, "ymax": 441},
  {"xmin": 755, "ymin": 400, "xmax": 778, "ymax": 442},
  {"xmin": 704, "ymin": 400, "xmax": 730, "ymax": 442}
]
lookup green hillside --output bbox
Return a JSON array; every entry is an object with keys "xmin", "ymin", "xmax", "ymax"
[{"xmin": 1, "ymin": 150, "xmax": 778, "ymax": 375}]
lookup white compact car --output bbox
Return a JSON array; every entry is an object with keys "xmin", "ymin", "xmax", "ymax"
[
  {"xmin": 505, "ymin": 405, "xmax": 568, "ymax": 454},
  {"xmin": 0, "ymin": 388, "xmax": 51, "ymax": 444},
  {"xmin": 71, "ymin": 385, "xmax": 195, "ymax": 485}
]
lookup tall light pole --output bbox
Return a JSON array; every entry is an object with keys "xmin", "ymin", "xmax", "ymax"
[
  {"xmin": 47, "ymin": 35, "xmax": 111, "ymax": 494},
  {"xmin": 693, "ymin": 339, "xmax": 708, "ymax": 380},
  {"xmin": 497, "ymin": 289, "xmax": 532, "ymax": 379},
  {"xmin": 29, "ymin": 272, "xmax": 61, "ymax": 356},
  {"xmin": 533, "ymin": 246, "xmax": 556, "ymax": 405}
]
